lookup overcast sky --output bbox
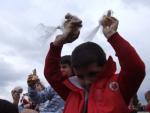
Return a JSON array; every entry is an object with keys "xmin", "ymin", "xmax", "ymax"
[{"xmin": 0, "ymin": 0, "xmax": 150, "ymax": 104}]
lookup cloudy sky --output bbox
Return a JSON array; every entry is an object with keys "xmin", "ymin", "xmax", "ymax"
[{"xmin": 0, "ymin": 0, "xmax": 150, "ymax": 104}]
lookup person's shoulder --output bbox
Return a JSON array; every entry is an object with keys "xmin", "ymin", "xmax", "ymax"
[
  {"xmin": 46, "ymin": 85, "xmax": 52, "ymax": 90},
  {"xmin": 0, "ymin": 99, "xmax": 19, "ymax": 113},
  {"xmin": 45, "ymin": 85, "xmax": 55, "ymax": 92}
]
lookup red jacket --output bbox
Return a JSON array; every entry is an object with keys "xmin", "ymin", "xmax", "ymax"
[
  {"xmin": 145, "ymin": 104, "xmax": 150, "ymax": 112},
  {"xmin": 44, "ymin": 32, "xmax": 145, "ymax": 113}
]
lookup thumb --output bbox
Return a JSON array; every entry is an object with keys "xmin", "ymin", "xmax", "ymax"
[{"xmin": 107, "ymin": 10, "xmax": 112, "ymax": 17}]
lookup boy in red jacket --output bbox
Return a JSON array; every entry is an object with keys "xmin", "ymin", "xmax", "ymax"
[{"xmin": 44, "ymin": 12, "xmax": 145, "ymax": 113}]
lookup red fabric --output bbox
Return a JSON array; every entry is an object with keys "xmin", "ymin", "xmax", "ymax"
[
  {"xmin": 145, "ymin": 104, "xmax": 150, "ymax": 112},
  {"xmin": 44, "ymin": 32, "xmax": 145, "ymax": 113}
]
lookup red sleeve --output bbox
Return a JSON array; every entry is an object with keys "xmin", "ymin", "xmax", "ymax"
[
  {"xmin": 44, "ymin": 43, "xmax": 70, "ymax": 100},
  {"xmin": 108, "ymin": 32, "xmax": 145, "ymax": 105}
]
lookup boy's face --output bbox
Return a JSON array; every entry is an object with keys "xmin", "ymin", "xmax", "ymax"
[
  {"xmin": 61, "ymin": 64, "xmax": 72, "ymax": 77},
  {"xmin": 74, "ymin": 63, "xmax": 102, "ymax": 89},
  {"xmin": 35, "ymin": 83, "xmax": 43, "ymax": 91}
]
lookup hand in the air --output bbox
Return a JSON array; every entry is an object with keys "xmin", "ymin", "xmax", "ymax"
[
  {"xmin": 27, "ymin": 74, "xmax": 39, "ymax": 87},
  {"xmin": 100, "ymin": 10, "xmax": 119, "ymax": 39},
  {"xmin": 54, "ymin": 13, "xmax": 82, "ymax": 46},
  {"xmin": 27, "ymin": 69, "xmax": 39, "ymax": 87}
]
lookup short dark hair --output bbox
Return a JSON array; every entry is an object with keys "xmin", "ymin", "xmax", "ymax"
[
  {"xmin": 71, "ymin": 42, "xmax": 106, "ymax": 68},
  {"xmin": 0, "ymin": 99, "xmax": 19, "ymax": 113},
  {"xmin": 61, "ymin": 55, "xmax": 71, "ymax": 66},
  {"xmin": 145, "ymin": 90, "xmax": 150, "ymax": 100}
]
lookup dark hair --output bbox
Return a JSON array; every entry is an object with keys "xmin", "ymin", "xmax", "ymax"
[
  {"xmin": 0, "ymin": 99, "xmax": 19, "ymax": 113},
  {"xmin": 71, "ymin": 42, "xmax": 106, "ymax": 68},
  {"xmin": 145, "ymin": 90, "xmax": 150, "ymax": 100},
  {"xmin": 61, "ymin": 55, "xmax": 71, "ymax": 66}
]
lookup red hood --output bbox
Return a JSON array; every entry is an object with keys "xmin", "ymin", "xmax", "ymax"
[
  {"xmin": 96, "ymin": 56, "xmax": 116, "ymax": 80},
  {"xmin": 64, "ymin": 56, "xmax": 116, "ymax": 92}
]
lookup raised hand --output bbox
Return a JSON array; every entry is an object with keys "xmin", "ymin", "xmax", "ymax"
[
  {"xmin": 100, "ymin": 10, "xmax": 119, "ymax": 39},
  {"xmin": 27, "ymin": 69, "xmax": 39, "ymax": 87},
  {"xmin": 54, "ymin": 13, "xmax": 82, "ymax": 46}
]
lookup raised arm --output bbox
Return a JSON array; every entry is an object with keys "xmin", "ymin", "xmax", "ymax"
[
  {"xmin": 44, "ymin": 13, "xmax": 82, "ymax": 100},
  {"xmin": 44, "ymin": 43, "xmax": 70, "ymax": 100},
  {"xmin": 101, "ymin": 11, "xmax": 145, "ymax": 104},
  {"xmin": 109, "ymin": 32, "xmax": 145, "ymax": 104}
]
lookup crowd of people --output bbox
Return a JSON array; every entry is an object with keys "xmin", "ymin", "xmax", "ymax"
[{"xmin": 0, "ymin": 11, "xmax": 149, "ymax": 113}]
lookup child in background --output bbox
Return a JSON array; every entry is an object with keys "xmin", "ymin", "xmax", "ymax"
[{"xmin": 27, "ymin": 69, "xmax": 64, "ymax": 113}]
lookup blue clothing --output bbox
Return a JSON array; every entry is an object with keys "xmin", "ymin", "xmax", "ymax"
[
  {"xmin": 18, "ymin": 105, "xmax": 23, "ymax": 112},
  {"xmin": 28, "ymin": 86, "xmax": 64, "ymax": 113}
]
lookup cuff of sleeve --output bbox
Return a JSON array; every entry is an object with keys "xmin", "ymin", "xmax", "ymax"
[
  {"xmin": 107, "ymin": 32, "xmax": 120, "ymax": 43},
  {"xmin": 49, "ymin": 42, "xmax": 63, "ymax": 58}
]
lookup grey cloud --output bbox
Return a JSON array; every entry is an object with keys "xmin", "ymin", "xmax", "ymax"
[{"xmin": 0, "ymin": 60, "xmax": 23, "ymax": 86}]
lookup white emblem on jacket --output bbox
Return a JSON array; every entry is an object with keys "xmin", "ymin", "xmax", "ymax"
[{"xmin": 109, "ymin": 81, "xmax": 119, "ymax": 91}]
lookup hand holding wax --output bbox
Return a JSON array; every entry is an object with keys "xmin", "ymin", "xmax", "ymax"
[
  {"xmin": 100, "ymin": 10, "xmax": 119, "ymax": 39},
  {"xmin": 54, "ymin": 13, "xmax": 82, "ymax": 46}
]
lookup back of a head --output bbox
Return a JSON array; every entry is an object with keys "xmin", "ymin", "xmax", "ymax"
[
  {"xmin": 71, "ymin": 42, "xmax": 106, "ymax": 69},
  {"xmin": 61, "ymin": 55, "xmax": 71, "ymax": 66},
  {"xmin": 0, "ymin": 99, "xmax": 19, "ymax": 113}
]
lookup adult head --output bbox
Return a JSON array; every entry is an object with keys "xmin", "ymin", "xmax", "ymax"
[
  {"xmin": 145, "ymin": 90, "xmax": 150, "ymax": 104},
  {"xmin": 11, "ymin": 86, "xmax": 23, "ymax": 105}
]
